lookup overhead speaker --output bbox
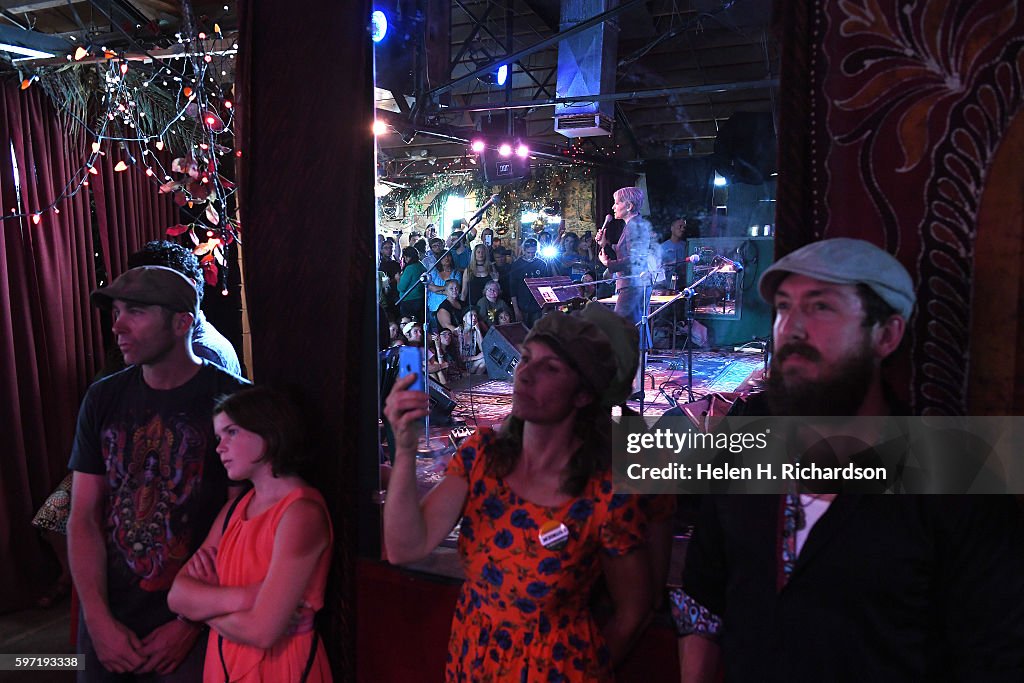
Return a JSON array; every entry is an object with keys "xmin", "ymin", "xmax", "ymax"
[
  {"xmin": 482, "ymin": 323, "xmax": 528, "ymax": 381},
  {"xmin": 480, "ymin": 147, "xmax": 530, "ymax": 185}
]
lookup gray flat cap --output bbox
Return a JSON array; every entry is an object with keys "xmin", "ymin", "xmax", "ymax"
[{"xmin": 758, "ymin": 238, "xmax": 915, "ymax": 319}]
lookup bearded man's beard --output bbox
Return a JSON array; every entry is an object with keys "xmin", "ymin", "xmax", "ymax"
[{"xmin": 765, "ymin": 339, "xmax": 875, "ymax": 416}]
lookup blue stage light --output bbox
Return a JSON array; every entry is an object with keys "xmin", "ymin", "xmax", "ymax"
[{"xmin": 371, "ymin": 10, "xmax": 388, "ymax": 43}]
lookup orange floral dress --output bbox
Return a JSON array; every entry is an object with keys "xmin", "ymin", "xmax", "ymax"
[
  {"xmin": 444, "ymin": 428, "xmax": 648, "ymax": 682},
  {"xmin": 203, "ymin": 487, "xmax": 333, "ymax": 683}
]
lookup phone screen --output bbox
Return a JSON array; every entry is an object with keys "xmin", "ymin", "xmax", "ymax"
[{"xmin": 397, "ymin": 346, "xmax": 425, "ymax": 392}]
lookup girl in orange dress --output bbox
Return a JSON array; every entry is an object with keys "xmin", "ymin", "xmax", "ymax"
[
  {"xmin": 168, "ymin": 387, "xmax": 333, "ymax": 682},
  {"xmin": 384, "ymin": 303, "xmax": 654, "ymax": 681}
]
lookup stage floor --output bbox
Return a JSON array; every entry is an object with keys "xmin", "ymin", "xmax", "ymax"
[{"xmin": 447, "ymin": 348, "xmax": 767, "ymax": 427}]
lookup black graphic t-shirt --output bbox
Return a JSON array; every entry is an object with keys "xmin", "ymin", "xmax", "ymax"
[
  {"xmin": 69, "ymin": 362, "xmax": 248, "ymax": 634},
  {"xmin": 509, "ymin": 257, "xmax": 550, "ymax": 312}
]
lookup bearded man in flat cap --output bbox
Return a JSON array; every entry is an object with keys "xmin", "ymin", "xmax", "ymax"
[{"xmin": 673, "ymin": 239, "xmax": 1024, "ymax": 682}]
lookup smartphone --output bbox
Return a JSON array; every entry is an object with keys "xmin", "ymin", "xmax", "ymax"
[
  {"xmin": 484, "ymin": 234, "xmax": 492, "ymax": 246},
  {"xmin": 397, "ymin": 345, "xmax": 425, "ymax": 392}
]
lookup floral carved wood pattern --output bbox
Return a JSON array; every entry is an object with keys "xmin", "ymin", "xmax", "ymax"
[{"xmin": 814, "ymin": 0, "xmax": 1024, "ymax": 414}]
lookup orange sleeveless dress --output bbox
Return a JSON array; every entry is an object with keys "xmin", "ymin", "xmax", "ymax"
[{"xmin": 203, "ymin": 487, "xmax": 333, "ymax": 682}]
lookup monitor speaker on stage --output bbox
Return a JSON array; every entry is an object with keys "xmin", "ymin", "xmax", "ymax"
[{"xmin": 482, "ymin": 323, "xmax": 528, "ymax": 381}]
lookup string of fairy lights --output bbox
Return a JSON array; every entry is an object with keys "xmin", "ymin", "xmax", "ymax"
[{"xmin": 9, "ymin": 10, "xmax": 239, "ymax": 292}]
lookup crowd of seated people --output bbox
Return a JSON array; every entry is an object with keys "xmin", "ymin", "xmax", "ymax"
[{"xmin": 379, "ymin": 224, "xmax": 615, "ymax": 341}]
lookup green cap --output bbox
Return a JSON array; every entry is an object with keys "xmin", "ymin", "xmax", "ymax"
[{"xmin": 524, "ymin": 302, "xmax": 639, "ymax": 407}]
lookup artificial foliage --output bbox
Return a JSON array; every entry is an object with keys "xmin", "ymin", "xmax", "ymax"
[
  {"xmin": 6, "ymin": 4, "xmax": 238, "ymax": 290},
  {"xmin": 381, "ymin": 164, "xmax": 594, "ymax": 241}
]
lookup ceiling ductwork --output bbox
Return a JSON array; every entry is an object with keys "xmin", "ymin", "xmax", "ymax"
[{"xmin": 554, "ymin": 0, "xmax": 618, "ymax": 138}]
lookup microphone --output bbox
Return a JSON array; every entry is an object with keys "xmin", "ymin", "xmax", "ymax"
[
  {"xmin": 602, "ymin": 214, "xmax": 612, "ymax": 229},
  {"xmin": 468, "ymin": 194, "xmax": 501, "ymax": 224},
  {"xmin": 713, "ymin": 254, "xmax": 744, "ymax": 271},
  {"xmin": 662, "ymin": 254, "xmax": 701, "ymax": 268}
]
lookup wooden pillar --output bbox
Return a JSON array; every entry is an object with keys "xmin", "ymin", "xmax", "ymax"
[{"xmin": 237, "ymin": 1, "xmax": 377, "ymax": 677}]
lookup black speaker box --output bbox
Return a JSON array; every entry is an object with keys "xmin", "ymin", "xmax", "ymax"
[
  {"xmin": 480, "ymin": 147, "xmax": 530, "ymax": 184},
  {"xmin": 428, "ymin": 381, "xmax": 456, "ymax": 414},
  {"xmin": 482, "ymin": 323, "xmax": 528, "ymax": 381}
]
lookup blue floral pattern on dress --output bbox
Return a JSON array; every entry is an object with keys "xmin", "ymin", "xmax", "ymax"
[{"xmin": 443, "ymin": 428, "xmax": 648, "ymax": 682}]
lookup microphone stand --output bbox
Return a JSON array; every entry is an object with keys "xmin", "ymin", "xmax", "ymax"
[
  {"xmin": 393, "ymin": 269, "xmax": 437, "ymax": 449},
  {"xmin": 674, "ymin": 262, "xmax": 731, "ymax": 403},
  {"xmin": 393, "ymin": 200, "xmax": 497, "ymax": 448}
]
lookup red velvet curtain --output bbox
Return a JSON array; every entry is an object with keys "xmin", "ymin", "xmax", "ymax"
[
  {"xmin": 93, "ymin": 151, "xmax": 177, "ymax": 279},
  {"xmin": 0, "ymin": 85, "xmax": 101, "ymax": 611},
  {"xmin": 0, "ymin": 83, "xmax": 177, "ymax": 612}
]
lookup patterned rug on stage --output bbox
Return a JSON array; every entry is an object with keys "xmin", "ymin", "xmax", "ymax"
[{"xmin": 450, "ymin": 351, "xmax": 765, "ymax": 425}]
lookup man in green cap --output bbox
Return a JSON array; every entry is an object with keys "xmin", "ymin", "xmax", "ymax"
[{"xmin": 68, "ymin": 266, "xmax": 248, "ymax": 681}]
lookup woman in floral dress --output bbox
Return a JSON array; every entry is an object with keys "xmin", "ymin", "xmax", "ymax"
[{"xmin": 384, "ymin": 303, "xmax": 652, "ymax": 682}]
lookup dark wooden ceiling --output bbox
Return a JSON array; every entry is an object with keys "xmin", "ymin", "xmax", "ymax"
[
  {"xmin": 375, "ymin": 0, "xmax": 779, "ymax": 177},
  {"xmin": 0, "ymin": 1, "xmax": 778, "ymax": 178},
  {"xmin": 0, "ymin": 0, "xmax": 235, "ymax": 51}
]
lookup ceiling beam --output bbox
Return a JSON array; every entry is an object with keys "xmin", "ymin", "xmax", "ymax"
[
  {"xmin": 436, "ymin": 78, "xmax": 778, "ymax": 113},
  {"xmin": 516, "ymin": 0, "xmax": 558, "ymax": 35},
  {"xmin": 16, "ymin": 32, "xmax": 237, "ymax": 65},
  {"xmin": 1, "ymin": 0, "xmax": 84, "ymax": 12}
]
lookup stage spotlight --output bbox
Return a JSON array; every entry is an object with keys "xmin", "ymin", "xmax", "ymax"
[
  {"xmin": 496, "ymin": 64, "xmax": 508, "ymax": 86},
  {"xmin": 470, "ymin": 139, "xmax": 485, "ymax": 153},
  {"xmin": 540, "ymin": 245, "xmax": 559, "ymax": 259},
  {"xmin": 371, "ymin": 10, "xmax": 388, "ymax": 43},
  {"xmin": 515, "ymin": 143, "xmax": 529, "ymax": 158},
  {"xmin": 713, "ymin": 173, "xmax": 728, "ymax": 187},
  {"xmin": 498, "ymin": 143, "xmax": 512, "ymax": 157},
  {"xmin": 372, "ymin": 120, "xmax": 388, "ymax": 136}
]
